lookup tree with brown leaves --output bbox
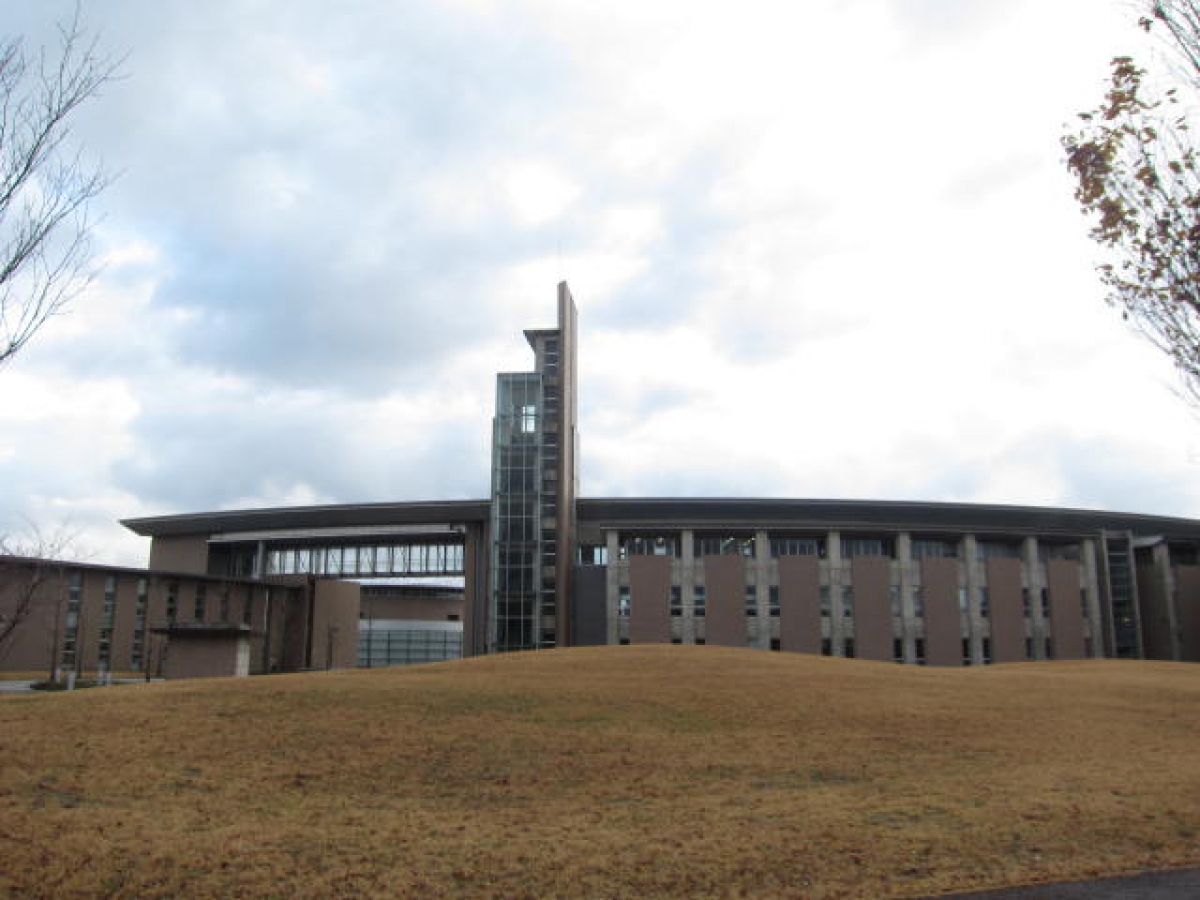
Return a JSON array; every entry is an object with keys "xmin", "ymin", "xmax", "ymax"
[{"xmin": 1064, "ymin": 1, "xmax": 1200, "ymax": 404}]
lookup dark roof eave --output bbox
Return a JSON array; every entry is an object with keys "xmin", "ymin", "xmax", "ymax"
[
  {"xmin": 574, "ymin": 497, "xmax": 1200, "ymax": 539},
  {"xmin": 122, "ymin": 499, "xmax": 492, "ymax": 538}
]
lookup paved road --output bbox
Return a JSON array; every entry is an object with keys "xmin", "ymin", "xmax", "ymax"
[{"xmin": 918, "ymin": 868, "xmax": 1200, "ymax": 899}]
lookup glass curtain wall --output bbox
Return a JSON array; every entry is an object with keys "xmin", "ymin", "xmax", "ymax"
[{"xmin": 491, "ymin": 373, "xmax": 542, "ymax": 652}]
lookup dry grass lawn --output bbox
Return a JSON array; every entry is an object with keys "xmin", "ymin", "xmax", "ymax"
[{"xmin": 1, "ymin": 646, "xmax": 1198, "ymax": 899}]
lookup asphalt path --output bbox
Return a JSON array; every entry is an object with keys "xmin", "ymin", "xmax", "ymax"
[{"xmin": 917, "ymin": 868, "xmax": 1200, "ymax": 899}]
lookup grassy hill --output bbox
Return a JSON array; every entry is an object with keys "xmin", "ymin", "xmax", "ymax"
[{"xmin": 1, "ymin": 646, "xmax": 1198, "ymax": 899}]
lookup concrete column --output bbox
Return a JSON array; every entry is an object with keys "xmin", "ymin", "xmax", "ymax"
[
  {"xmin": 680, "ymin": 529, "xmax": 696, "ymax": 643},
  {"xmin": 605, "ymin": 530, "xmax": 621, "ymax": 646},
  {"xmin": 1152, "ymin": 543, "xmax": 1181, "ymax": 661},
  {"xmin": 1081, "ymin": 539, "xmax": 1103, "ymax": 657},
  {"xmin": 963, "ymin": 535, "xmax": 982, "ymax": 665},
  {"xmin": 896, "ymin": 532, "xmax": 915, "ymax": 663},
  {"xmin": 1023, "ymin": 537, "xmax": 1045, "ymax": 660},
  {"xmin": 754, "ymin": 531, "xmax": 771, "ymax": 648},
  {"xmin": 827, "ymin": 531, "xmax": 843, "ymax": 654}
]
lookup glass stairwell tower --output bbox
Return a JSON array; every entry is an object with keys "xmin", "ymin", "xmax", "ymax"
[{"xmin": 489, "ymin": 283, "xmax": 578, "ymax": 652}]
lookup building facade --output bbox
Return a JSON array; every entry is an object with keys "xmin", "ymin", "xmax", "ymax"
[{"xmin": 4, "ymin": 282, "xmax": 1200, "ymax": 677}]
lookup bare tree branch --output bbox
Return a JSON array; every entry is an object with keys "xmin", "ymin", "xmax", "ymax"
[
  {"xmin": 0, "ymin": 520, "xmax": 83, "ymax": 668},
  {"xmin": 0, "ymin": 5, "xmax": 120, "ymax": 368}
]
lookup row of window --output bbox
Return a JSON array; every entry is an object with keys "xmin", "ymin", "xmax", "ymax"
[
  {"xmin": 594, "ymin": 535, "xmax": 1089, "ymax": 563},
  {"xmin": 265, "ymin": 542, "xmax": 465, "ymax": 577},
  {"xmin": 617, "ymin": 584, "xmax": 1089, "ymax": 621}
]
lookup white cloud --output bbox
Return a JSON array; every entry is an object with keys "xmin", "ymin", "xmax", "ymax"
[{"xmin": 2, "ymin": 0, "xmax": 1199, "ymax": 568}]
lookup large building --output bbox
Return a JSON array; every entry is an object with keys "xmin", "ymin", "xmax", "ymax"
[{"xmin": 4, "ymin": 282, "xmax": 1200, "ymax": 677}]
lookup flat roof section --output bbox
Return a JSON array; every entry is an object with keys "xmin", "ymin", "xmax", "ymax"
[
  {"xmin": 122, "ymin": 499, "xmax": 492, "ymax": 538},
  {"xmin": 575, "ymin": 497, "xmax": 1200, "ymax": 540}
]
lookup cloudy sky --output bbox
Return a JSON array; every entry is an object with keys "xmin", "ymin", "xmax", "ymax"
[{"xmin": 1, "ymin": 0, "xmax": 1196, "ymax": 565}]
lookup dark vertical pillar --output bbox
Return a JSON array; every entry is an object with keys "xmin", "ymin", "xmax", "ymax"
[
  {"xmin": 987, "ymin": 558, "xmax": 1024, "ymax": 663},
  {"xmin": 629, "ymin": 555, "xmax": 671, "ymax": 643},
  {"xmin": 778, "ymin": 555, "xmax": 820, "ymax": 653},
  {"xmin": 570, "ymin": 565, "xmax": 608, "ymax": 646},
  {"xmin": 851, "ymin": 556, "xmax": 891, "ymax": 661},
  {"xmin": 922, "ymin": 558, "xmax": 961, "ymax": 667},
  {"xmin": 463, "ymin": 522, "xmax": 489, "ymax": 657},
  {"xmin": 1047, "ymin": 559, "xmax": 1085, "ymax": 660},
  {"xmin": 1174, "ymin": 565, "xmax": 1200, "ymax": 662},
  {"xmin": 704, "ymin": 555, "xmax": 746, "ymax": 647}
]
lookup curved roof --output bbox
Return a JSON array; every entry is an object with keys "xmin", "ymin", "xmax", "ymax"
[
  {"xmin": 123, "ymin": 496, "xmax": 1200, "ymax": 541},
  {"xmin": 575, "ymin": 497, "xmax": 1200, "ymax": 540}
]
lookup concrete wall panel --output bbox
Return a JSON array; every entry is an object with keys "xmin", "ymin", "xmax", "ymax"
[
  {"xmin": 313, "ymin": 579, "xmax": 360, "ymax": 669},
  {"xmin": 1047, "ymin": 559, "xmax": 1086, "ymax": 660},
  {"xmin": 571, "ymin": 565, "xmax": 608, "ymax": 646},
  {"xmin": 629, "ymin": 555, "xmax": 671, "ymax": 643},
  {"xmin": 987, "ymin": 558, "xmax": 1024, "ymax": 663},
  {"xmin": 1137, "ymin": 562, "xmax": 1174, "ymax": 660},
  {"xmin": 1175, "ymin": 565, "xmax": 1200, "ymax": 662},
  {"xmin": 921, "ymin": 558, "xmax": 961, "ymax": 667},
  {"xmin": 778, "ymin": 555, "xmax": 820, "ymax": 653},
  {"xmin": 704, "ymin": 555, "xmax": 746, "ymax": 647},
  {"xmin": 148, "ymin": 536, "xmax": 210, "ymax": 575},
  {"xmin": 851, "ymin": 556, "xmax": 892, "ymax": 661}
]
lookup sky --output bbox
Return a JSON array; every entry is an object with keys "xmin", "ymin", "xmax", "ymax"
[{"xmin": 1, "ymin": 0, "xmax": 1197, "ymax": 566}]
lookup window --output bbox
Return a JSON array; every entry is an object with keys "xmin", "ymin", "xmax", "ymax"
[
  {"xmin": 243, "ymin": 589, "xmax": 255, "ymax": 626},
  {"xmin": 670, "ymin": 586, "xmax": 683, "ymax": 617},
  {"xmin": 893, "ymin": 638, "xmax": 903, "ymax": 663},
  {"xmin": 912, "ymin": 587, "xmax": 925, "ymax": 618},
  {"xmin": 982, "ymin": 638, "xmax": 992, "ymax": 664},
  {"xmin": 219, "ymin": 585, "xmax": 231, "ymax": 623},
  {"xmin": 770, "ymin": 537, "xmax": 825, "ymax": 557},
  {"xmin": 844, "ymin": 638, "xmax": 856, "ymax": 658},
  {"xmin": 768, "ymin": 586, "xmax": 780, "ymax": 617},
  {"xmin": 745, "ymin": 585, "xmax": 757, "ymax": 617},
  {"xmin": 915, "ymin": 638, "xmax": 926, "ymax": 665},
  {"xmin": 693, "ymin": 586, "xmax": 706, "ymax": 617},
  {"xmin": 1040, "ymin": 588, "xmax": 1051, "ymax": 619},
  {"xmin": 842, "ymin": 586, "xmax": 854, "ymax": 618},
  {"xmin": 957, "ymin": 587, "xmax": 968, "ymax": 614},
  {"xmin": 977, "ymin": 541, "xmax": 1020, "ymax": 561},
  {"xmin": 819, "ymin": 586, "xmax": 831, "ymax": 617},
  {"xmin": 840, "ymin": 537, "xmax": 894, "ymax": 559},
  {"xmin": 621, "ymin": 535, "xmax": 679, "ymax": 557},
  {"xmin": 821, "ymin": 638, "xmax": 832, "ymax": 657},
  {"xmin": 60, "ymin": 571, "xmax": 83, "ymax": 670},
  {"xmin": 520, "ymin": 404, "xmax": 537, "ymax": 433},
  {"xmin": 578, "ymin": 544, "xmax": 608, "ymax": 565},
  {"xmin": 131, "ymin": 578, "xmax": 149, "ymax": 669},
  {"xmin": 98, "ymin": 576, "xmax": 116, "ymax": 669},
  {"xmin": 166, "ymin": 580, "xmax": 179, "ymax": 623},
  {"xmin": 194, "ymin": 584, "xmax": 207, "ymax": 622},
  {"xmin": 889, "ymin": 585, "xmax": 901, "ymax": 617},
  {"xmin": 1022, "ymin": 588, "xmax": 1031, "ymax": 617},
  {"xmin": 911, "ymin": 539, "xmax": 958, "ymax": 559},
  {"xmin": 1080, "ymin": 589, "xmax": 1089, "ymax": 619},
  {"xmin": 978, "ymin": 587, "xmax": 990, "ymax": 619},
  {"xmin": 694, "ymin": 535, "xmax": 755, "ymax": 557},
  {"xmin": 618, "ymin": 587, "xmax": 630, "ymax": 617},
  {"xmin": 770, "ymin": 638, "xmax": 781, "ymax": 651}
]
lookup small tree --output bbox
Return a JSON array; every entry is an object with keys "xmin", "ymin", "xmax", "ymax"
[
  {"xmin": 0, "ymin": 7, "xmax": 119, "ymax": 368},
  {"xmin": 0, "ymin": 523, "xmax": 81, "ymax": 679},
  {"xmin": 1063, "ymin": 1, "xmax": 1200, "ymax": 404}
]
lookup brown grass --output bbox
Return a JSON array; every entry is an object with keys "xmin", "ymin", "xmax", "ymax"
[{"xmin": 1, "ymin": 646, "xmax": 1198, "ymax": 899}]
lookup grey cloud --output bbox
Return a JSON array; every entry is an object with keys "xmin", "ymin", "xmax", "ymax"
[{"xmin": 111, "ymin": 388, "xmax": 489, "ymax": 511}]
